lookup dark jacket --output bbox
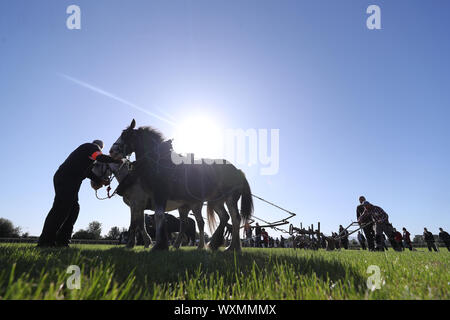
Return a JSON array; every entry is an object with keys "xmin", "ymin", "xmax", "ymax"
[
  {"xmin": 423, "ymin": 231, "xmax": 435, "ymax": 242},
  {"xmin": 58, "ymin": 143, "xmax": 117, "ymax": 183},
  {"xmin": 439, "ymin": 231, "xmax": 450, "ymax": 242},
  {"xmin": 403, "ymin": 231, "xmax": 411, "ymax": 243}
]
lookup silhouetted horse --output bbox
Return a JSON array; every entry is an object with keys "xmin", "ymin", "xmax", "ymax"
[
  {"xmin": 109, "ymin": 119, "xmax": 253, "ymax": 251},
  {"xmin": 144, "ymin": 213, "xmax": 196, "ymax": 245}
]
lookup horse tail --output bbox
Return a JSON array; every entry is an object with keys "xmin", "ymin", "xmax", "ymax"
[
  {"xmin": 206, "ymin": 201, "xmax": 217, "ymax": 233},
  {"xmin": 240, "ymin": 171, "xmax": 253, "ymax": 223}
]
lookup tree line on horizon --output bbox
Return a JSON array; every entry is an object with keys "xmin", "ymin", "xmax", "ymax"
[{"xmin": 0, "ymin": 217, "xmax": 123, "ymax": 240}]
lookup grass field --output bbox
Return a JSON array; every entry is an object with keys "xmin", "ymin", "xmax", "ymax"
[{"xmin": 0, "ymin": 244, "xmax": 448, "ymax": 300}]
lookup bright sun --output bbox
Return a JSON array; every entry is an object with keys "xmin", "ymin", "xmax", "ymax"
[{"xmin": 172, "ymin": 115, "xmax": 224, "ymax": 159}]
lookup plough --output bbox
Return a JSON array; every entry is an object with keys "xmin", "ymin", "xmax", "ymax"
[
  {"xmin": 334, "ymin": 220, "xmax": 374, "ymax": 240},
  {"xmin": 245, "ymin": 194, "xmax": 296, "ymax": 231}
]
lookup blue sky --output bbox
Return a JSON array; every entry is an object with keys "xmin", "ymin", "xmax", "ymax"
[{"xmin": 0, "ymin": 0, "xmax": 449, "ymax": 238}]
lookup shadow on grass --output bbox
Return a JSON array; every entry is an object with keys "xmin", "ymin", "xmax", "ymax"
[{"xmin": 1, "ymin": 245, "xmax": 366, "ymax": 296}]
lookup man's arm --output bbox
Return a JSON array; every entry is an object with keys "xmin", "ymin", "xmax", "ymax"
[
  {"xmin": 89, "ymin": 149, "xmax": 122, "ymax": 164},
  {"xmin": 96, "ymin": 154, "xmax": 123, "ymax": 164}
]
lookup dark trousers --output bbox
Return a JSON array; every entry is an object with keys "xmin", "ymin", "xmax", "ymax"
[
  {"xmin": 359, "ymin": 241, "xmax": 367, "ymax": 250},
  {"xmin": 38, "ymin": 171, "xmax": 81, "ymax": 246},
  {"xmin": 426, "ymin": 241, "xmax": 438, "ymax": 252},
  {"xmin": 255, "ymin": 235, "xmax": 262, "ymax": 247},
  {"xmin": 341, "ymin": 238, "xmax": 349, "ymax": 250},
  {"xmin": 362, "ymin": 226, "xmax": 375, "ymax": 251},
  {"xmin": 404, "ymin": 241, "xmax": 413, "ymax": 251},
  {"xmin": 445, "ymin": 241, "xmax": 450, "ymax": 251}
]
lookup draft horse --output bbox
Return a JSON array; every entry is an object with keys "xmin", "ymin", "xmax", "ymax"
[{"xmin": 109, "ymin": 119, "xmax": 253, "ymax": 251}]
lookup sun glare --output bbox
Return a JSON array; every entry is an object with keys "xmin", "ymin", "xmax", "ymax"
[{"xmin": 172, "ymin": 115, "xmax": 224, "ymax": 160}]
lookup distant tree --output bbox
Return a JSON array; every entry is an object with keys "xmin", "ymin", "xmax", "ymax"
[
  {"xmin": 72, "ymin": 229, "xmax": 95, "ymax": 240},
  {"xmin": 0, "ymin": 218, "xmax": 21, "ymax": 238},
  {"xmin": 413, "ymin": 235, "xmax": 423, "ymax": 244},
  {"xmin": 105, "ymin": 226, "xmax": 121, "ymax": 240},
  {"xmin": 87, "ymin": 221, "xmax": 102, "ymax": 240},
  {"xmin": 72, "ymin": 221, "xmax": 103, "ymax": 240}
]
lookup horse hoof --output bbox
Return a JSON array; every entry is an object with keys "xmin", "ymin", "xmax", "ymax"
[{"xmin": 151, "ymin": 242, "xmax": 169, "ymax": 251}]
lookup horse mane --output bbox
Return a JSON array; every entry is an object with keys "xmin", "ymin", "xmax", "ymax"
[{"xmin": 136, "ymin": 126, "xmax": 165, "ymax": 143}]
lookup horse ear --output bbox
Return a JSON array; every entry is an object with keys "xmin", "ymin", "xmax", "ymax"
[{"xmin": 129, "ymin": 119, "xmax": 136, "ymax": 129}]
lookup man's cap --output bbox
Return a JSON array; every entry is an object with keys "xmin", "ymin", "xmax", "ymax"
[{"xmin": 93, "ymin": 140, "xmax": 104, "ymax": 149}]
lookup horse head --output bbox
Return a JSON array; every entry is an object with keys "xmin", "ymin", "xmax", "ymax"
[
  {"xmin": 91, "ymin": 160, "xmax": 130, "ymax": 186},
  {"xmin": 110, "ymin": 119, "xmax": 166, "ymax": 161},
  {"xmin": 110, "ymin": 119, "xmax": 136, "ymax": 160},
  {"xmin": 91, "ymin": 162, "xmax": 113, "ymax": 182}
]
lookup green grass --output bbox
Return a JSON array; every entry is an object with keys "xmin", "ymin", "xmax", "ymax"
[{"xmin": 0, "ymin": 244, "xmax": 448, "ymax": 300}]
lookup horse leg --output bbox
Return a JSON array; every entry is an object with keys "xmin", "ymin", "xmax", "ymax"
[
  {"xmin": 225, "ymin": 196, "xmax": 242, "ymax": 252},
  {"xmin": 192, "ymin": 203, "xmax": 205, "ymax": 249},
  {"xmin": 151, "ymin": 201, "xmax": 169, "ymax": 251},
  {"xmin": 208, "ymin": 203, "xmax": 228, "ymax": 251},
  {"xmin": 126, "ymin": 212, "xmax": 137, "ymax": 248},
  {"xmin": 174, "ymin": 205, "xmax": 190, "ymax": 249},
  {"xmin": 135, "ymin": 206, "xmax": 151, "ymax": 249}
]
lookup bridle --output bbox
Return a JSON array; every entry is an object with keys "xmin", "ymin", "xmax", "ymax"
[
  {"xmin": 94, "ymin": 160, "xmax": 129, "ymax": 200},
  {"xmin": 112, "ymin": 140, "xmax": 131, "ymax": 159}
]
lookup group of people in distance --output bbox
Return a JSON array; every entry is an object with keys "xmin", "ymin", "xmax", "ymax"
[
  {"xmin": 240, "ymin": 196, "xmax": 450, "ymax": 252},
  {"xmin": 243, "ymin": 222, "xmax": 275, "ymax": 248},
  {"xmin": 355, "ymin": 196, "xmax": 449, "ymax": 252}
]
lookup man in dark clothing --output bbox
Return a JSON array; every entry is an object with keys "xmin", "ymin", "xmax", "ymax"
[
  {"xmin": 333, "ymin": 232, "xmax": 341, "ymax": 249},
  {"xmin": 244, "ymin": 222, "xmax": 252, "ymax": 240},
  {"xmin": 359, "ymin": 201, "xmax": 399, "ymax": 251},
  {"xmin": 393, "ymin": 228, "xmax": 404, "ymax": 251},
  {"xmin": 339, "ymin": 225, "xmax": 349, "ymax": 249},
  {"xmin": 280, "ymin": 235, "xmax": 285, "ymax": 248},
  {"xmin": 320, "ymin": 233, "xmax": 327, "ymax": 249},
  {"xmin": 356, "ymin": 196, "xmax": 375, "ymax": 251},
  {"xmin": 357, "ymin": 231, "xmax": 367, "ymax": 250},
  {"xmin": 438, "ymin": 228, "xmax": 450, "ymax": 251},
  {"xmin": 261, "ymin": 228, "xmax": 269, "ymax": 248},
  {"xmin": 423, "ymin": 228, "xmax": 437, "ymax": 252},
  {"xmin": 255, "ymin": 223, "xmax": 262, "ymax": 248},
  {"xmin": 402, "ymin": 227, "xmax": 413, "ymax": 251},
  {"xmin": 38, "ymin": 140, "xmax": 121, "ymax": 247}
]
